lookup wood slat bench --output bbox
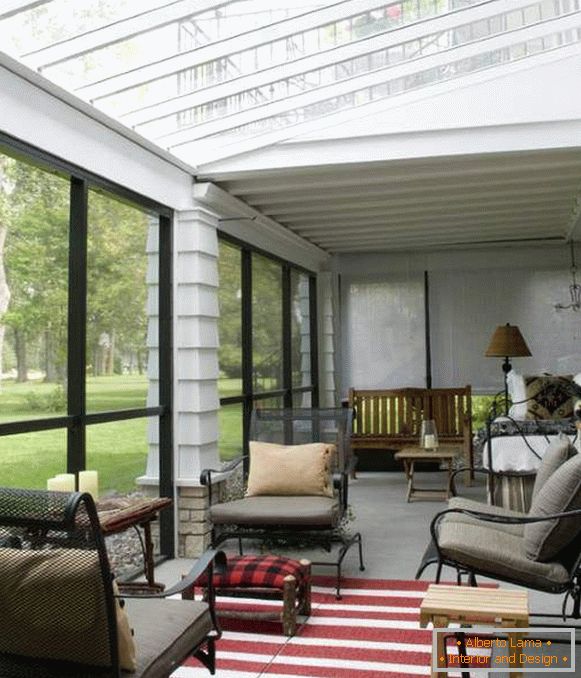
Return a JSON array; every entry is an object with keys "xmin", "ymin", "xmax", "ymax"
[{"xmin": 348, "ymin": 387, "xmax": 473, "ymax": 480}]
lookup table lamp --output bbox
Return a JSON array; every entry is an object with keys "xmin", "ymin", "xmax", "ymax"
[{"xmin": 485, "ymin": 323, "xmax": 531, "ymax": 415}]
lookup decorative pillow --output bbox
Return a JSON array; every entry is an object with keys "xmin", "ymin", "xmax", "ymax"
[
  {"xmin": 246, "ymin": 441, "xmax": 336, "ymax": 497},
  {"xmin": 112, "ymin": 581, "xmax": 137, "ymax": 672},
  {"xmin": 523, "ymin": 375, "xmax": 573, "ymax": 420},
  {"xmin": 531, "ymin": 434, "xmax": 577, "ymax": 501},
  {"xmin": 525, "ymin": 453, "xmax": 581, "ymax": 562}
]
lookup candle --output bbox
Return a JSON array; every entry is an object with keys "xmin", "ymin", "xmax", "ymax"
[
  {"xmin": 423, "ymin": 434, "xmax": 436, "ymax": 449},
  {"xmin": 78, "ymin": 470, "xmax": 99, "ymax": 499},
  {"xmin": 47, "ymin": 474, "xmax": 75, "ymax": 492}
]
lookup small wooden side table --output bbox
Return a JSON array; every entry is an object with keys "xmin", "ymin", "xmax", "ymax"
[
  {"xmin": 98, "ymin": 496, "xmax": 172, "ymax": 593},
  {"xmin": 394, "ymin": 446, "xmax": 462, "ymax": 501},
  {"xmin": 420, "ymin": 584, "xmax": 529, "ymax": 677}
]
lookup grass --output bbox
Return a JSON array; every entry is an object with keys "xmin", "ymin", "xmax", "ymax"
[{"xmin": 0, "ymin": 376, "xmax": 149, "ymax": 494}]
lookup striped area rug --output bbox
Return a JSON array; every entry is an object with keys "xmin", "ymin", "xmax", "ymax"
[{"xmin": 172, "ymin": 576, "xmax": 486, "ymax": 678}]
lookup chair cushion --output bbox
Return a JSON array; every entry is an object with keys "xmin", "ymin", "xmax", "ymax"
[
  {"xmin": 523, "ymin": 375, "xmax": 573, "ymax": 420},
  {"xmin": 125, "ymin": 598, "xmax": 212, "ymax": 678},
  {"xmin": 525, "ymin": 453, "xmax": 581, "ymax": 561},
  {"xmin": 447, "ymin": 497, "xmax": 526, "ymax": 536},
  {"xmin": 210, "ymin": 495, "xmax": 339, "ymax": 526},
  {"xmin": 532, "ymin": 434, "xmax": 576, "ymax": 501},
  {"xmin": 246, "ymin": 441, "xmax": 335, "ymax": 497},
  {"xmin": 438, "ymin": 518, "xmax": 569, "ymax": 590}
]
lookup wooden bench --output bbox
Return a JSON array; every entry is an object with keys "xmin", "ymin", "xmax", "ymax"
[{"xmin": 348, "ymin": 387, "xmax": 473, "ymax": 478}]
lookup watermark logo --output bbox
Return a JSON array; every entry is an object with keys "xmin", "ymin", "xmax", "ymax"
[{"xmin": 431, "ymin": 628, "xmax": 575, "ymax": 673}]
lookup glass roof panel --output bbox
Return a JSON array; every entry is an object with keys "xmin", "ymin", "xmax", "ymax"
[{"xmin": 0, "ymin": 0, "xmax": 580, "ymax": 166}]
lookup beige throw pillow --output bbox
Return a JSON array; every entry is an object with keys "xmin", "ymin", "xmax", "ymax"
[{"xmin": 246, "ymin": 441, "xmax": 336, "ymax": 497}]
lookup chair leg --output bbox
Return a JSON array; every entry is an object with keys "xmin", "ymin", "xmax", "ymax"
[
  {"xmin": 435, "ymin": 561, "xmax": 443, "ymax": 584},
  {"xmin": 468, "ymin": 571, "xmax": 477, "ymax": 587}
]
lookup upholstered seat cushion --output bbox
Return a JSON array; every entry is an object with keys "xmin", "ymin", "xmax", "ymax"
[
  {"xmin": 447, "ymin": 497, "xmax": 526, "ymax": 536},
  {"xmin": 125, "ymin": 598, "xmax": 212, "ymax": 678},
  {"xmin": 210, "ymin": 495, "xmax": 339, "ymax": 527},
  {"xmin": 437, "ymin": 518, "xmax": 569, "ymax": 590}
]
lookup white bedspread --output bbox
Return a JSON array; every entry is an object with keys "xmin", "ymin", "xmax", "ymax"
[{"xmin": 484, "ymin": 434, "xmax": 580, "ymax": 472}]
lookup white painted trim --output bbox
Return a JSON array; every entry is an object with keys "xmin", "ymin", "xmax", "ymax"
[
  {"xmin": 122, "ymin": 0, "xmax": 521, "ymax": 127},
  {"xmin": 77, "ymin": 0, "xmax": 402, "ymax": 100},
  {"xmin": 0, "ymin": 51, "xmax": 198, "ymax": 208},
  {"xmin": 193, "ymin": 182, "xmax": 329, "ymax": 271},
  {"xmin": 23, "ymin": 1, "xmax": 228, "ymax": 69}
]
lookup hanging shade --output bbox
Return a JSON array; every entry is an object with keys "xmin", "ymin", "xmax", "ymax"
[{"xmin": 485, "ymin": 324, "xmax": 532, "ymax": 358}]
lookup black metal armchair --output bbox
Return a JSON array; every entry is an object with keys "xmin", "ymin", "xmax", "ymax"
[
  {"xmin": 0, "ymin": 487, "xmax": 225, "ymax": 678},
  {"xmin": 416, "ymin": 447, "xmax": 581, "ymax": 625},
  {"xmin": 201, "ymin": 408, "xmax": 364, "ymax": 598}
]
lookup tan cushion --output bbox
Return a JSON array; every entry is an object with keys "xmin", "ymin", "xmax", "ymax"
[
  {"xmin": 523, "ymin": 375, "xmax": 573, "ymax": 420},
  {"xmin": 113, "ymin": 581, "xmax": 138, "ymax": 672},
  {"xmin": 532, "ymin": 434, "xmax": 576, "ymax": 500},
  {"xmin": 246, "ymin": 441, "xmax": 335, "ymax": 497},
  {"xmin": 525, "ymin": 453, "xmax": 581, "ymax": 561},
  {"xmin": 438, "ymin": 518, "xmax": 569, "ymax": 590},
  {"xmin": 0, "ymin": 548, "xmax": 111, "ymax": 667}
]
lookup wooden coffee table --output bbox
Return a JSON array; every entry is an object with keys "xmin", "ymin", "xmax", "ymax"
[
  {"xmin": 394, "ymin": 446, "xmax": 462, "ymax": 501},
  {"xmin": 420, "ymin": 584, "xmax": 529, "ymax": 677}
]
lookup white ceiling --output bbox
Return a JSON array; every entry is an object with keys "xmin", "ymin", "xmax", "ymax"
[{"xmin": 205, "ymin": 147, "xmax": 581, "ymax": 253}]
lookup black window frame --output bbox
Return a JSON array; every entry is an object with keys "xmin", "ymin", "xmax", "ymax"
[
  {"xmin": 0, "ymin": 131, "xmax": 174, "ymax": 556},
  {"xmin": 217, "ymin": 231, "xmax": 319, "ymax": 454}
]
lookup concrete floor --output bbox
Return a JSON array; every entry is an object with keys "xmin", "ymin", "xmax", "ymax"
[{"xmin": 156, "ymin": 471, "xmax": 579, "ymax": 675}]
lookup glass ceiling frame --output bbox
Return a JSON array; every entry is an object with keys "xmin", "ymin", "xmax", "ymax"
[{"xmin": 1, "ymin": 0, "xmax": 580, "ymax": 166}]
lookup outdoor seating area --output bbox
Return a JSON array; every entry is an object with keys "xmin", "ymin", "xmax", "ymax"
[{"xmin": 1, "ymin": 0, "xmax": 581, "ymax": 676}]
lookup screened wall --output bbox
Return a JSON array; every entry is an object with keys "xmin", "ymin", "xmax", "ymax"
[
  {"xmin": 217, "ymin": 233, "xmax": 318, "ymax": 460},
  {"xmin": 0, "ymin": 132, "xmax": 173, "ymax": 554}
]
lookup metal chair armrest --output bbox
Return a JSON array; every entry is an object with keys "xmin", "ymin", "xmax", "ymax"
[
  {"xmin": 449, "ymin": 466, "xmax": 536, "ymax": 497},
  {"xmin": 200, "ymin": 455, "xmax": 247, "ymax": 504},
  {"xmin": 118, "ymin": 549, "xmax": 227, "ymax": 600}
]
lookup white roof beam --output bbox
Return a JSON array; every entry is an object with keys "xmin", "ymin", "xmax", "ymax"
[
  {"xmin": 76, "ymin": 0, "xmax": 403, "ymax": 101},
  {"xmin": 23, "ymin": 1, "xmax": 230, "ymax": 69},
  {"xmin": 121, "ymin": 0, "xmax": 524, "ymax": 127},
  {"xmin": 292, "ymin": 209, "xmax": 566, "ymax": 231},
  {"xmin": 243, "ymin": 174, "xmax": 581, "ymax": 208},
  {"xmin": 222, "ymin": 155, "xmax": 581, "ymax": 194},
  {"xmin": 162, "ymin": 11, "xmax": 581, "ymax": 145},
  {"xmin": 328, "ymin": 235, "xmax": 563, "ymax": 252},
  {"xmin": 0, "ymin": 1, "xmax": 51, "ymax": 20},
  {"xmin": 283, "ymin": 202, "xmax": 570, "ymax": 227},
  {"xmin": 266, "ymin": 189, "xmax": 575, "ymax": 218}
]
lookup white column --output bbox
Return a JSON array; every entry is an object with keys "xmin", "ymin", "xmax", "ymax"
[{"xmin": 318, "ymin": 271, "xmax": 338, "ymax": 407}]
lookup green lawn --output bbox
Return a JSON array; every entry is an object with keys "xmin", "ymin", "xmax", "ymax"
[{"xmin": 0, "ymin": 376, "xmax": 149, "ymax": 494}]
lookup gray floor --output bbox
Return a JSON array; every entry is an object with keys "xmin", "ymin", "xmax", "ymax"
[{"xmin": 156, "ymin": 471, "xmax": 579, "ymax": 675}]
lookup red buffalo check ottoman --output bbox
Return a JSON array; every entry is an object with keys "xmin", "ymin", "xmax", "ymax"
[{"xmin": 185, "ymin": 554, "xmax": 311, "ymax": 636}]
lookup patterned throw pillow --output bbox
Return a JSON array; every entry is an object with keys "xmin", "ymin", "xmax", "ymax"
[{"xmin": 523, "ymin": 375, "xmax": 573, "ymax": 420}]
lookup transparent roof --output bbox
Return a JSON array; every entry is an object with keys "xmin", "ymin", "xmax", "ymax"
[{"xmin": 1, "ymin": 0, "xmax": 580, "ymax": 165}]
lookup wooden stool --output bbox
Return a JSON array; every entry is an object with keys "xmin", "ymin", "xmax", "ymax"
[
  {"xmin": 184, "ymin": 554, "xmax": 311, "ymax": 636},
  {"xmin": 420, "ymin": 584, "xmax": 529, "ymax": 677}
]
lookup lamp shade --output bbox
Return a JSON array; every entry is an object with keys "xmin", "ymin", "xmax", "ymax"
[{"xmin": 485, "ymin": 323, "xmax": 531, "ymax": 358}]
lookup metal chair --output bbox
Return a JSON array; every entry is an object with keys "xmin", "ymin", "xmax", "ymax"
[
  {"xmin": 201, "ymin": 408, "xmax": 364, "ymax": 598},
  {"xmin": 0, "ymin": 487, "xmax": 225, "ymax": 677}
]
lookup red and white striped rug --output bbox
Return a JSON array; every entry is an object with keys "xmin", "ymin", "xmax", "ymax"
[{"xmin": 172, "ymin": 576, "xmax": 488, "ymax": 678}]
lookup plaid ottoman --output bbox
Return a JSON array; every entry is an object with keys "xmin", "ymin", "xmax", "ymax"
[{"xmin": 186, "ymin": 555, "xmax": 311, "ymax": 636}]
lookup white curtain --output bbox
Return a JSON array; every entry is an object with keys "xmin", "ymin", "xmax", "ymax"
[{"xmin": 341, "ymin": 274, "xmax": 425, "ymax": 393}]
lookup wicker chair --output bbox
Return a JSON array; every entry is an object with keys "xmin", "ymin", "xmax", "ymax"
[
  {"xmin": 201, "ymin": 408, "xmax": 364, "ymax": 598},
  {"xmin": 0, "ymin": 487, "xmax": 225, "ymax": 678}
]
